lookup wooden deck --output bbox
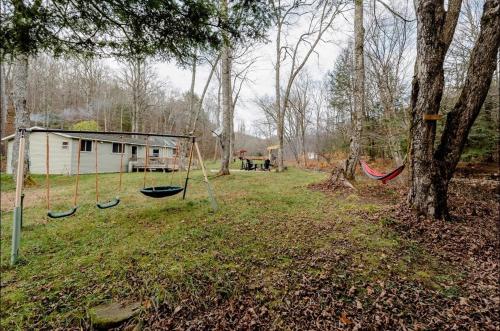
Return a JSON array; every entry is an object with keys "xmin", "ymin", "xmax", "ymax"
[{"xmin": 130, "ymin": 157, "xmax": 180, "ymax": 172}]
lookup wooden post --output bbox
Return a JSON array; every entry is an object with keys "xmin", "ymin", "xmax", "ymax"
[
  {"xmin": 182, "ymin": 138, "xmax": 195, "ymax": 200},
  {"xmin": 11, "ymin": 129, "xmax": 26, "ymax": 265},
  {"xmin": 194, "ymin": 141, "xmax": 218, "ymax": 211}
]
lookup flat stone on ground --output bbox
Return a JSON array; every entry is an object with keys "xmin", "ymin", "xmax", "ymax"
[{"xmin": 89, "ymin": 301, "xmax": 141, "ymax": 329}]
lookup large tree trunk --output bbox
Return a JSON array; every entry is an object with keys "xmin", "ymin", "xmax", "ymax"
[
  {"xmin": 218, "ymin": 0, "xmax": 231, "ymax": 176},
  {"xmin": 408, "ymin": 1, "xmax": 451, "ymax": 217},
  {"xmin": 409, "ymin": 0, "xmax": 499, "ymax": 219},
  {"xmin": 432, "ymin": 0, "xmax": 499, "ymax": 218},
  {"xmin": 345, "ymin": 0, "xmax": 364, "ymax": 179},
  {"xmin": 10, "ymin": 54, "xmax": 30, "ymax": 180}
]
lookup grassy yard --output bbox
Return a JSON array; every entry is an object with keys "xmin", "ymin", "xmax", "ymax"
[{"xmin": 0, "ymin": 165, "xmax": 467, "ymax": 329}]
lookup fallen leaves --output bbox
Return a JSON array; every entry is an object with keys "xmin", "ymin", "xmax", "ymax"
[
  {"xmin": 339, "ymin": 312, "xmax": 352, "ymax": 325},
  {"xmin": 141, "ymin": 171, "xmax": 499, "ymax": 330}
]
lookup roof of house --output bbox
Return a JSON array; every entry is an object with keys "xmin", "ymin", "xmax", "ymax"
[{"xmin": 1, "ymin": 127, "xmax": 178, "ymax": 148}]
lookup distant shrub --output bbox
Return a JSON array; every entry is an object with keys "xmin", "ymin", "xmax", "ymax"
[{"xmin": 71, "ymin": 120, "xmax": 99, "ymax": 131}]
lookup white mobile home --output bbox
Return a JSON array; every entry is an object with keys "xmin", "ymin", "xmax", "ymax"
[{"xmin": 2, "ymin": 127, "xmax": 179, "ymax": 175}]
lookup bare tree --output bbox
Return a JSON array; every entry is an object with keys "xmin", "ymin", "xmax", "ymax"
[
  {"xmin": 74, "ymin": 58, "xmax": 106, "ymax": 127},
  {"xmin": 255, "ymin": 95, "xmax": 278, "ymax": 141},
  {"xmin": 120, "ymin": 58, "xmax": 159, "ymax": 133},
  {"xmin": 230, "ymin": 45, "xmax": 258, "ymax": 160},
  {"xmin": 365, "ymin": 0, "xmax": 414, "ymax": 167},
  {"xmin": 311, "ymin": 80, "xmax": 327, "ymax": 164},
  {"xmin": 218, "ymin": 0, "xmax": 232, "ymax": 175},
  {"xmin": 272, "ymin": 0, "xmax": 347, "ymax": 171},
  {"xmin": 287, "ymin": 71, "xmax": 313, "ymax": 166}
]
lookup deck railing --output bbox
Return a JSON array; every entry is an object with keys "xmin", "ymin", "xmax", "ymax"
[{"xmin": 131, "ymin": 156, "xmax": 197, "ymax": 170}]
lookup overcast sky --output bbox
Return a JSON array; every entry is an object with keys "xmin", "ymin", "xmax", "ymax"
[{"xmin": 153, "ymin": 10, "xmax": 355, "ymax": 132}]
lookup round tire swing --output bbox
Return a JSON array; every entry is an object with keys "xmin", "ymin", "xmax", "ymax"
[
  {"xmin": 95, "ymin": 138, "xmax": 123, "ymax": 209},
  {"xmin": 140, "ymin": 136, "xmax": 186, "ymax": 198},
  {"xmin": 45, "ymin": 134, "xmax": 81, "ymax": 218}
]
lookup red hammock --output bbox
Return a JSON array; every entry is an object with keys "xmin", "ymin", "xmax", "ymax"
[{"xmin": 360, "ymin": 160, "xmax": 405, "ymax": 184}]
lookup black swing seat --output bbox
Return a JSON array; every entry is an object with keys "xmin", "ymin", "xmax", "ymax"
[
  {"xmin": 47, "ymin": 206, "xmax": 78, "ymax": 219},
  {"xmin": 97, "ymin": 197, "xmax": 120, "ymax": 209},
  {"xmin": 140, "ymin": 186, "xmax": 184, "ymax": 198}
]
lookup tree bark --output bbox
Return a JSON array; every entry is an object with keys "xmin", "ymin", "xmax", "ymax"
[
  {"xmin": 218, "ymin": 0, "xmax": 232, "ymax": 176},
  {"xmin": 433, "ymin": 0, "xmax": 499, "ymax": 218},
  {"xmin": 275, "ymin": 18, "xmax": 284, "ymax": 171},
  {"xmin": 10, "ymin": 54, "xmax": 30, "ymax": 179},
  {"xmin": 408, "ymin": 0, "xmax": 499, "ymax": 219},
  {"xmin": 1, "ymin": 61, "xmax": 9, "ymax": 136},
  {"xmin": 345, "ymin": 0, "xmax": 364, "ymax": 179},
  {"xmin": 187, "ymin": 53, "xmax": 197, "ymax": 133}
]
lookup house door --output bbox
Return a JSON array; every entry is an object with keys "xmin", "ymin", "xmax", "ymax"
[{"xmin": 131, "ymin": 146, "xmax": 137, "ymax": 160}]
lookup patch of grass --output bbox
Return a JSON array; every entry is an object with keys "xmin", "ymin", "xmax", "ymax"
[
  {"xmin": 0, "ymin": 173, "xmax": 15, "ymax": 191},
  {"xmin": 1, "ymin": 167, "xmax": 460, "ymax": 328}
]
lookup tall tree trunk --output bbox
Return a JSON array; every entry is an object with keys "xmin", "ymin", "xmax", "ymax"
[
  {"xmin": 187, "ymin": 54, "xmax": 197, "ymax": 133},
  {"xmin": 1, "ymin": 61, "xmax": 9, "ymax": 136},
  {"xmin": 218, "ymin": 0, "xmax": 231, "ymax": 176},
  {"xmin": 345, "ymin": 0, "xmax": 364, "ymax": 179},
  {"xmin": 432, "ymin": 1, "xmax": 499, "ymax": 217},
  {"xmin": 275, "ymin": 20, "xmax": 284, "ymax": 172},
  {"xmin": 408, "ymin": 0, "xmax": 498, "ymax": 219},
  {"xmin": 216, "ymin": 73, "xmax": 222, "ymax": 128},
  {"xmin": 408, "ymin": 1, "xmax": 450, "ymax": 217},
  {"xmin": 10, "ymin": 54, "xmax": 30, "ymax": 180}
]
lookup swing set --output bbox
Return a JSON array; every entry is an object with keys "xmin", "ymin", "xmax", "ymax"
[{"xmin": 10, "ymin": 128, "xmax": 217, "ymax": 265}]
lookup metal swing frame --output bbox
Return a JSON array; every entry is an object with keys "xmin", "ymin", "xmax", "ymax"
[{"xmin": 10, "ymin": 128, "xmax": 217, "ymax": 265}]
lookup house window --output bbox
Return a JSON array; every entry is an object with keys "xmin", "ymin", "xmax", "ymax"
[
  {"xmin": 80, "ymin": 140, "xmax": 92, "ymax": 152},
  {"xmin": 112, "ymin": 143, "xmax": 124, "ymax": 154},
  {"xmin": 152, "ymin": 148, "xmax": 160, "ymax": 157},
  {"xmin": 62, "ymin": 141, "xmax": 69, "ymax": 149}
]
